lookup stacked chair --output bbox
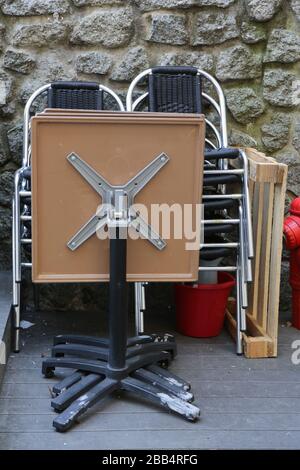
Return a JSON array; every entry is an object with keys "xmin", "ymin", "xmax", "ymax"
[
  {"xmin": 12, "ymin": 81, "xmax": 124, "ymax": 352},
  {"xmin": 126, "ymin": 66, "xmax": 253, "ymax": 354},
  {"xmin": 12, "ymin": 68, "xmax": 254, "ymax": 357}
]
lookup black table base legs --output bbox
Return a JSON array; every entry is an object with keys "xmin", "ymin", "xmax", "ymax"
[
  {"xmin": 42, "ymin": 230, "xmax": 200, "ymax": 431},
  {"xmin": 43, "ymin": 346, "xmax": 200, "ymax": 432}
]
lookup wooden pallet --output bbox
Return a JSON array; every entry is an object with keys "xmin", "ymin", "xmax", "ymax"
[{"xmin": 226, "ymin": 148, "xmax": 288, "ymax": 358}]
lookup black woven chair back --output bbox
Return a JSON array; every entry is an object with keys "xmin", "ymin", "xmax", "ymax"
[
  {"xmin": 148, "ymin": 67, "xmax": 202, "ymax": 114},
  {"xmin": 47, "ymin": 81, "xmax": 103, "ymax": 110}
]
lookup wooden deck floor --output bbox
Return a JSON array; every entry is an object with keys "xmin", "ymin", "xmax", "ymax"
[{"xmin": 0, "ymin": 304, "xmax": 300, "ymax": 450}]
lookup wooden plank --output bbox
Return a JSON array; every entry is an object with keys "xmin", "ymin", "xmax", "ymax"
[
  {"xmin": 8, "ymin": 377, "xmax": 300, "ymax": 398},
  {"xmin": 2, "ymin": 411, "xmax": 300, "ymax": 433},
  {"xmin": 4, "ymin": 364, "xmax": 300, "ymax": 385},
  {"xmin": 4, "ymin": 378, "xmax": 300, "ymax": 400},
  {"xmin": 243, "ymin": 337, "xmax": 274, "ymax": 359},
  {"xmin": 257, "ymin": 182, "xmax": 274, "ymax": 329},
  {"xmin": 249, "ymin": 178, "xmax": 255, "ymax": 202},
  {"xmin": 3, "ymin": 379, "xmax": 300, "ymax": 401},
  {"xmin": 1, "ymin": 429, "xmax": 300, "ymax": 450},
  {"xmin": 5, "ymin": 352, "xmax": 298, "ymax": 370},
  {"xmin": 266, "ymin": 167, "xmax": 288, "ymax": 354},
  {"xmin": 249, "ymin": 182, "xmax": 264, "ymax": 320}
]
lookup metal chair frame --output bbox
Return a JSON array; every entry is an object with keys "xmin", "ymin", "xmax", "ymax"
[
  {"xmin": 126, "ymin": 67, "xmax": 254, "ymax": 354},
  {"xmin": 12, "ymin": 82, "xmax": 125, "ymax": 352},
  {"xmin": 12, "ymin": 72, "xmax": 254, "ymax": 356}
]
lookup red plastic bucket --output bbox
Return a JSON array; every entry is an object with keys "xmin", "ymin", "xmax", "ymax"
[{"xmin": 175, "ymin": 272, "xmax": 235, "ymax": 338}]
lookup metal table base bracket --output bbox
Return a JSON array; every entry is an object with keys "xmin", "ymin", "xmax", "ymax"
[{"xmin": 66, "ymin": 151, "xmax": 169, "ymax": 251}]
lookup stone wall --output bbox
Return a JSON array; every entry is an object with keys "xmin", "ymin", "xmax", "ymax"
[{"xmin": 0, "ymin": 0, "xmax": 299, "ymax": 310}]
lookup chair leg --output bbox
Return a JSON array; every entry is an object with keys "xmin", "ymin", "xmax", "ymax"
[
  {"xmin": 13, "ymin": 302, "xmax": 21, "ymax": 353},
  {"xmin": 12, "ymin": 197, "xmax": 21, "ymax": 353},
  {"xmin": 12, "ymin": 272, "xmax": 21, "ymax": 354},
  {"xmin": 134, "ymin": 282, "xmax": 144, "ymax": 335},
  {"xmin": 12, "ymin": 197, "xmax": 17, "ymax": 307},
  {"xmin": 236, "ymin": 254, "xmax": 243, "ymax": 356},
  {"xmin": 238, "ymin": 204, "xmax": 249, "ymax": 313},
  {"xmin": 240, "ymin": 149, "xmax": 254, "ymax": 259},
  {"xmin": 141, "ymin": 282, "xmax": 146, "ymax": 322},
  {"xmin": 238, "ymin": 251, "xmax": 247, "ymax": 333},
  {"xmin": 33, "ymin": 284, "xmax": 40, "ymax": 311}
]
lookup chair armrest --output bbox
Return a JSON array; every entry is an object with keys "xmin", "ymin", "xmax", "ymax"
[{"xmin": 204, "ymin": 148, "xmax": 240, "ymax": 160}]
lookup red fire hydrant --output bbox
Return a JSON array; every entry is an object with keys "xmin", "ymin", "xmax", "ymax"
[{"xmin": 283, "ymin": 197, "xmax": 300, "ymax": 329}]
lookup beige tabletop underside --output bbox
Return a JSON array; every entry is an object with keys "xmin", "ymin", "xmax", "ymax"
[{"xmin": 31, "ymin": 113, "xmax": 205, "ymax": 283}]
